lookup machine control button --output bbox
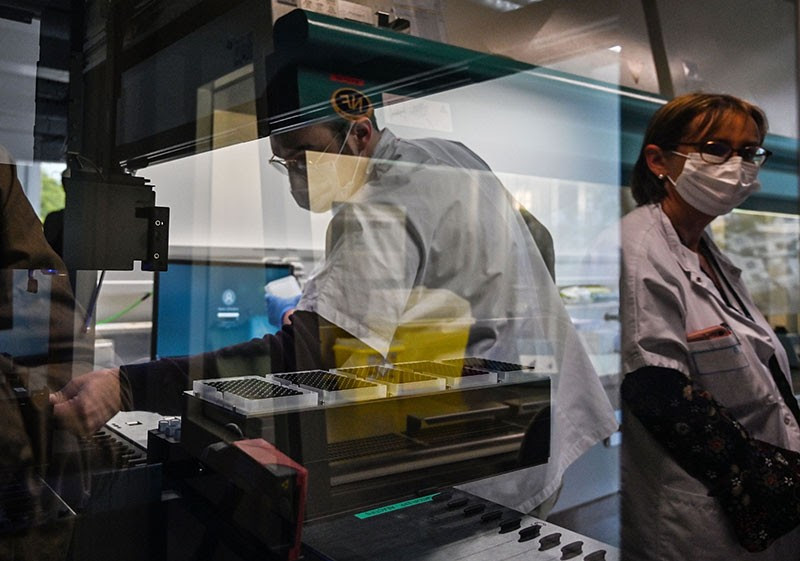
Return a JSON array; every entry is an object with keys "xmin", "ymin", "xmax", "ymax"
[
  {"xmin": 559, "ymin": 540, "xmax": 583, "ymax": 559},
  {"xmin": 446, "ymin": 498, "xmax": 469, "ymax": 510},
  {"xmin": 518, "ymin": 524, "xmax": 542, "ymax": 542},
  {"xmin": 463, "ymin": 503, "xmax": 486, "ymax": 517},
  {"xmin": 432, "ymin": 492, "xmax": 452, "ymax": 503},
  {"xmin": 584, "ymin": 550, "xmax": 607, "ymax": 561},
  {"xmin": 538, "ymin": 532, "xmax": 561, "ymax": 550},
  {"xmin": 498, "ymin": 518, "xmax": 521, "ymax": 533},
  {"xmin": 480, "ymin": 509, "xmax": 503, "ymax": 523}
]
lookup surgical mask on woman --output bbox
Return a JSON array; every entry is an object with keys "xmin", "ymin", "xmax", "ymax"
[{"xmin": 666, "ymin": 152, "xmax": 760, "ymax": 216}]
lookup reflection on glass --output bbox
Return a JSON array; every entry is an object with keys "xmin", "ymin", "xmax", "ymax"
[
  {"xmin": 711, "ymin": 210, "xmax": 800, "ymax": 322},
  {"xmin": 43, "ymin": 80, "xmax": 619, "ymax": 536},
  {"xmin": 0, "ymin": 146, "xmax": 96, "ymax": 559},
  {"xmin": 8, "ymin": 34, "xmax": 626, "ymax": 561}
]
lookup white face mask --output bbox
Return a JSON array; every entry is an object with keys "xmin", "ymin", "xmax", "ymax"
[
  {"xmin": 667, "ymin": 152, "xmax": 760, "ymax": 216},
  {"xmin": 288, "ymin": 122, "xmax": 365, "ymax": 214},
  {"xmin": 305, "ymin": 151, "xmax": 363, "ymax": 213}
]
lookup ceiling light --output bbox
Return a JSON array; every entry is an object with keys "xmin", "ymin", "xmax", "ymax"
[{"xmin": 467, "ymin": 0, "xmax": 543, "ymax": 12}]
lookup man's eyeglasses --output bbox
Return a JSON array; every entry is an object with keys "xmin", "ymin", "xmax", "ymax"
[
  {"xmin": 269, "ymin": 154, "xmax": 307, "ymax": 175},
  {"xmin": 673, "ymin": 140, "xmax": 772, "ymax": 166},
  {"xmin": 269, "ymin": 132, "xmax": 347, "ymax": 175}
]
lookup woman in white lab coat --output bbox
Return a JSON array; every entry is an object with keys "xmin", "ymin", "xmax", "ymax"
[{"xmin": 620, "ymin": 92, "xmax": 800, "ymax": 560}]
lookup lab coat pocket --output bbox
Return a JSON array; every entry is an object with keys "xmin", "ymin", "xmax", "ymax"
[
  {"xmin": 687, "ymin": 332, "xmax": 749, "ymax": 375},
  {"xmin": 657, "ymin": 484, "xmax": 738, "ymax": 561}
]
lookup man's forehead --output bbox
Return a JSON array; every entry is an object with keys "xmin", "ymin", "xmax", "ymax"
[{"xmin": 270, "ymin": 124, "xmax": 334, "ymax": 154}]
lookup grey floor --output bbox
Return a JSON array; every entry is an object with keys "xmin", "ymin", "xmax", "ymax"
[{"xmin": 548, "ymin": 492, "xmax": 620, "ymax": 548}]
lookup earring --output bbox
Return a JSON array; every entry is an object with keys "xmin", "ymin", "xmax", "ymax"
[{"xmin": 657, "ymin": 174, "xmax": 665, "ymax": 180}]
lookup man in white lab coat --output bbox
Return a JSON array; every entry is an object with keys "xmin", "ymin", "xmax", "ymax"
[
  {"xmin": 52, "ymin": 91, "xmax": 616, "ymax": 515},
  {"xmin": 267, "ymin": 105, "xmax": 616, "ymax": 513}
]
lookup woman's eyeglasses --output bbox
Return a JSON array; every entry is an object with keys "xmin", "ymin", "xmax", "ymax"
[{"xmin": 673, "ymin": 140, "xmax": 772, "ymax": 166}]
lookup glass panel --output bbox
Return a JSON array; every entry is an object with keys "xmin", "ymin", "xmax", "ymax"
[
  {"xmin": 6, "ymin": 1, "xmax": 799, "ymax": 559},
  {"xmin": 0, "ymin": 16, "xmax": 39, "ymax": 160},
  {"xmin": 711, "ymin": 210, "xmax": 800, "ymax": 329},
  {"xmin": 658, "ymin": 0, "xmax": 798, "ymax": 138},
  {"xmin": 446, "ymin": 0, "xmax": 637, "ymax": 90},
  {"xmin": 115, "ymin": 0, "xmax": 271, "ymax": 166},
  {"xmin": 135, "ymin": 36, "xmax": 623, "ymax": 550}
]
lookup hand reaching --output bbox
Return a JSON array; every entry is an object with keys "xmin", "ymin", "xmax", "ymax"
[
  {"xmin": 50, "ymin": 368, "xmax": 122, "ymax": 436},
  {"xmin": 265, "ymin": 292, "xmax": 301, "ymax": 326}
]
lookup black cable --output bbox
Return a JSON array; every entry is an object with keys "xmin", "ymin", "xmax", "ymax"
[{"xmin": 82, "ymin": 270, "xmax": 106, "ymax": 333}]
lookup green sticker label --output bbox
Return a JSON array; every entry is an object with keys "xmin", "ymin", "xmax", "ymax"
[{"xmin": 354, "ymin": 494, "xmax": 438, "ymax": 519}]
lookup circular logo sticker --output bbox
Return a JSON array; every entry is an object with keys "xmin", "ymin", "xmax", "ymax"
[{"xmin": 330, "ymin": 88, "xmax": 373, "ymax": 121}]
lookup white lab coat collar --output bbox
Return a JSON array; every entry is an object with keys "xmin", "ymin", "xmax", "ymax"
[
  {"xmin": 655, "ymin": 203, "xmax": 743, "ymax": 282},
  {"xmin": 364, "ymin": 128, "xmax": 397, "ymax": 180}
]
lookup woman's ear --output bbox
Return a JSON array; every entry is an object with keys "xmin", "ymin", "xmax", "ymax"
[{"xmin": 643, "ymin": 144, "xmax": 670, "ymax": 179}]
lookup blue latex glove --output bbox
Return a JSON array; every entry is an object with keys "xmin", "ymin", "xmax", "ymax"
[{"xmin": 265, "ymin": 292, "xmax": 301, "ymax": 326}]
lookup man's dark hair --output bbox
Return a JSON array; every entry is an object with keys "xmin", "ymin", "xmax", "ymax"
[{"xmin": 322, "ymin": 115, "xmax": 379, "ymax": 140}]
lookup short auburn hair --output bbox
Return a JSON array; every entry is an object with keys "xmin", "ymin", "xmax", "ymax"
[{"xmin": 631, "ymin": 92, "xmax": 768, "ymax": 205}]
